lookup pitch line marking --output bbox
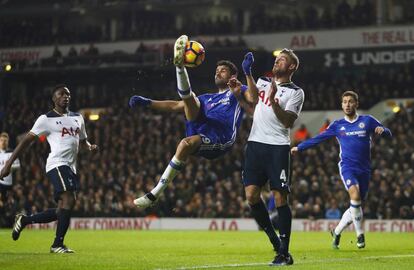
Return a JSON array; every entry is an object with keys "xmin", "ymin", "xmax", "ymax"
[{"xmin": 156, "ymin": 254, "xmax": 414, "ymax": 270}]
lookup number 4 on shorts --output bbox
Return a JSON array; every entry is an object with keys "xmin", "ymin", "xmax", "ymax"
[{"xmin": 280, "ymin": 170, "xmax": 287, "ymax": 182}]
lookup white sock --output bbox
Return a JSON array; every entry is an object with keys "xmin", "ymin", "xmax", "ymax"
[
  {"xmin": 176, "ymin": 67, "xmax": 192, "ymax": 99},
  {"xmin": 349, "ymin": 200, "xmax": 364, "ymax": 236},
  {"xmin": 334, "ymin": 208, "xmax": 353, "ymax": 235},
  {"xmin": 151, "ymin": 156, "xmax": 184, "ymax": 197}
]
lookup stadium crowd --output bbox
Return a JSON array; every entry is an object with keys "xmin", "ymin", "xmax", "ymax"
[
  {"xmin": 0, "ymin": 77, "xmax": 413, "ymax": 227},
  {"xmin": 296, "ymin": 64, "xmax": 414, "ymax": 110},
  {"xmin": 1, "ymin": 0, "xmax": 412, "ymax": 48}
]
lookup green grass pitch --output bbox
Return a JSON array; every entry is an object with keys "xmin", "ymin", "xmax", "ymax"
[{"xmin": 1, "ymin": 230, "xmax": 413, "ymax": 269}]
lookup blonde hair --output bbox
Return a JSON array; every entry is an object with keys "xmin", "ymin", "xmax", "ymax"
[
  {"xmin": 0, "ymin": 132, "xmax": 9, "ymax": 139},
  {"xmin": 280, "ymin": 48, "xmax": 300, "ymax": 71}
]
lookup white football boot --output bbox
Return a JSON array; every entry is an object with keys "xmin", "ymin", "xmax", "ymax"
[
  {"xmin": 133, "ymin": 192, "xmax": 158, "ymax": 208},
  {"xmin": 173, "ymin": 35, "xmax": 188, "ymax": 67}
]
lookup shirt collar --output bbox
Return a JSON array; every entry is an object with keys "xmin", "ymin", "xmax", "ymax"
[{"xmin": 344, "ymin": 113, "xmax": 359, "ymax": 123}]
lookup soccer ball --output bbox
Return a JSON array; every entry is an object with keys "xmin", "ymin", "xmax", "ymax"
[{"xmin": 184, "ymin": 41, "xmax": 205, "ymax": 68}]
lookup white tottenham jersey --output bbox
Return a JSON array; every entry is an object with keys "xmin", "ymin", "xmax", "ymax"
[
  {"xmin": 30, "ymin": 110, "xmax": 87, "ymax": 173},
  {"xmin": 0, "ymin": 150, "xmax": 20, "ymax": 186},
  {"xmin": 248, "ymin": 77, "xmax": 305, "ymax": 145}
]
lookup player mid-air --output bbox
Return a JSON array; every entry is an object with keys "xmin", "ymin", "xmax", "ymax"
[
  {"xmin": 291, "ymin": 90, "xmax": 392, "ymax": 249},
  {"xmin": 129, "ymin": 35, "xmax": 257, "ymax": 208}
]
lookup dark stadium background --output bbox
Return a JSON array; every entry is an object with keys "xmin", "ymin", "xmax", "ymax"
[{"xmin": 0, "ymin": 0, "xmax": 413, "ymax": 228}]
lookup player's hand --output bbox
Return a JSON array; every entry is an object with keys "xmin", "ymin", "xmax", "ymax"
[
  {"xmin": 374, "ymin": 126, "xmax": 385, "ymax": 135},
  {"xmin": 269, "ymin": 78, "xmax": 279, "ymax": 107},
  {"xmin": 290, "ymin": 147, "xmax": 299, "ymax": 156},
  {"xmin": 129, "ymin": 95, "xmax": 152, "ymax": 108},
  {"xmin": 242, "ymin": 52, "xmax": 254, "ymax": 76},
  {"xmin": 227, "ymin": 78, "xmax": 242, "ymax": 99},
  {"xmin": 0, "ymin": 162, "xmax": 11, "ymax": 179},
  {"xmin": 88, "ymin": 144, "xmax": 99, "ymax": 151}
]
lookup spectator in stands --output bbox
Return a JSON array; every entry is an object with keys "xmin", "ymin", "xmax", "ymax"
[
  {"xmin": 294, "ymin": 124, "xmax": 310, "ymax": 143},
  {"xmin": 336, "ymin": 0, "xmax": 352, "ymax": 27},
  {"xmin": 86, "ymin": 43, "xmax": 99, "ymax": 56},
  {"xmin": 319, "ymin": 119, "xmax": 330, "ymax": 133},
  {"xmin": 325, "ymin": 198, "xmax": 341, "ymax": 219},
  {"xmin": 68, "ymin": 46, "xmax": 78, "ymax": 57},
  {"xmin": 135, "ymin": 42, "xmax": 147, "ymax": 53},
  {"xmin": 52, "ymin": 45, "xmax": 62, "ymax": 58}
]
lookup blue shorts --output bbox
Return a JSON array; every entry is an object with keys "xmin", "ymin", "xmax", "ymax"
[
  {"xmin": 339, "ymin": 166, "xmax": 370, "ymax": 200},
  {"xmin": 243, "ymin": 142, "xmax": 291, "ymax": 192},
  {"xmin": 186, "ymin": 121, "xmax": 234, "ymax": 160},
  {"xmin": 46, "ymin": 165, "xmax": 80, "ymax": 202}
]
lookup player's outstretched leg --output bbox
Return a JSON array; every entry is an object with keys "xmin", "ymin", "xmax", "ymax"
[
  {"xmin": 332, "ymin": 207, "xmax": 352, "ymax": 249},
  {"xmin": 331, "ymin": 229, "xmax": 341, "ymax": 249},
  {"xmin": 173, "ymin": 35, "xmax": 188, "ymax": 67},
  {"xmin": 12, "ymin": 209, "xmax": 59, "ymax": 241},
  {"xmin": 134, "ymin": 135, "xmax": 201, "ymax": 209},
  {"xmin": 134, "ymin": 155, "xmax": 185, "ymax": 208},
  {"xmin": 134, "ymin": 192, "xmax": 159, "ymax": 208},
  {"xmin": 12, "ymin": 213, "xmax": 26, "ymax": 240},
  {"xmin": 174, "ymin": 35, "xmax": 194, "ymax": 100}
]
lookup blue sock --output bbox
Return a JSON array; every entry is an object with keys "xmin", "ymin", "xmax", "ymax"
[
  {"xmin": 277, "ymin": 204, "xmax": 292, "ymax": 255},
  {"xmin": 52, "ymin": 208, "xmax": 71, "ymax": 247},
  {"xmin": 23, "ymin": 208, "xmax": 57, "ymax": 225}
]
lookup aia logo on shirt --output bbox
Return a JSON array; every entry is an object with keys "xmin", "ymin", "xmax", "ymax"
[
  {"xmin": 258, "ymin": 90, "xmax": 273, "ymax": 107},
  {"xmin": 61, "ymin": 127, "xmax": 80, "ymax": 137}
]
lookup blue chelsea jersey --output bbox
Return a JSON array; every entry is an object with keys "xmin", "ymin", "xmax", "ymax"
[
  {"xmin": 188, "ymin": 85, "xmax": 247, "ymax": 141},
  {"xmin": 298, "ymin": 114, "xmax": 392, "ymax": 172}
]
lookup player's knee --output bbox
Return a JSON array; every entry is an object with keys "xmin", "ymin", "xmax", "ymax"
[
  {"xmin": 59, "ymin": 192, "xmax": 76, "ymax": 209},
  {"xmin": 245, "ymin": 192, "xmax": 260, "ymax": 205},
  {"xmin": 179, "ymin": 137, "xmax": 199, "ymax": 150},
  {"xmin": 348, "ymin": 185, "xmax": 361, "ymax": 200},
  {"xmin": 178, "ymin": 138, "xmax": 191, "ymax": 150}
]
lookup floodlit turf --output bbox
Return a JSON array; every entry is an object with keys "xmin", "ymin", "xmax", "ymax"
[{"xmin": 0, "ymin": 229, "xmax": 413, "ymax": 270}]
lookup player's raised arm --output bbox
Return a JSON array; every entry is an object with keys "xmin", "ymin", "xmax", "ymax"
[
  {"xmin": 0, "ymin": 133, "xmax": 36, "ymax": 179},
  {"xmin": 242, "ymin": 52, "xmax": 258, "ymax": 104},
  {"xmin": 129, "ymin": 95, "xmax": 184, "ymax": 112}
]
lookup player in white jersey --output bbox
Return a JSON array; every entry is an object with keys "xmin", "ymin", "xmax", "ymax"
[
  {"xmin": 241, "ymin": 49, "xmax": 304, "ymax": 266},
  {"xmin": 0, "ymin": 132, "xmax": 20, "ymax": 223},
  {"xmin": 0, "ymin": 85, "xmax": 98, "ymax": 253}
]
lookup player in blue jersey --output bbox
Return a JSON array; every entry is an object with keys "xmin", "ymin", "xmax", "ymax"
[
  {"xmin": 129, "ymin": 35, "xmax": 257, "ymax": 208},
  {"xmin": 291, "ymin": 90, "xmax": 392, "ymax": 249}
]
